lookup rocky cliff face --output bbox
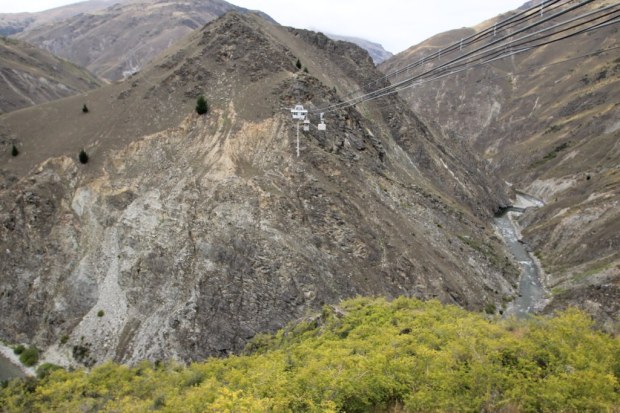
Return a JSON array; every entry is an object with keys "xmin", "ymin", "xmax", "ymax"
[
  {"xmin": 0, "ymin": 13, "xmax": 514, "ymax": 366},
  {"xmin": 0, "ymin": 36, "xmax": 102, "ymax": 114},
  {"xmin": 380, "ymin": 1, "xmax": 620, "ymax": 326}
]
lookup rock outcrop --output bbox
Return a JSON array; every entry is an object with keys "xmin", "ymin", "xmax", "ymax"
[{"xmin": 0, "ymin": 13, "xmax": 515, "ymax": 366}]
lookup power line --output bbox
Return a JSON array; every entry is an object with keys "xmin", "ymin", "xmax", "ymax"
[
  {"xmin": 368, "ymin": 45, "xmax": 620, "ymax": 103},
  {"xmin": 338, "ymin": 0, "xmax": 573, "ymax": 102},
  {"xmin": 311, "ymin": 1, "xmax": 618, "ymax": 115},
  {"xmin": 315, "ymin": 0, "xmax": 602, "ymax": 113}
]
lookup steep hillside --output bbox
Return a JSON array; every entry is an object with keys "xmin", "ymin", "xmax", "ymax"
[
  {"xmin": 0, "ymin": 36, "xmax": 102, "ymax": 114},
  {"xmin": 0, "ymin": 13, "xmax": 513, "ymax": 367},
  {"xmin": 380, "ymin": 0, "xmax": 620, "ymax": 323},
  {"xmin": 15, "ymin": 0, "xmax": 271, "ymax": 81}
]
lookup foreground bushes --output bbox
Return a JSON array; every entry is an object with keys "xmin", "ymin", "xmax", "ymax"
[{"xmin": 1, "ymin": 297, "xmax": 618, "ymax": 412}]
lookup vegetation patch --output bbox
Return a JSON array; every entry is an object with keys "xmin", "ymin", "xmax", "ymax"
[
  {"xmin": 12, "ymin": 345, "xmax": 24, "ymax": 356},
  {"xmin": 78, "ymin": 149, "xmax": 89, "ymax": 164},
  {"xmin": 457, "ymin": 234, "xmax": 511, "ymax": 272},
  {"xmin": 18, "ymin": 346, "xmax": 39, "ymax": 367},
  {"xmin": 35, "ymin": 363, "xmax": 62, "ymax": 380},
  {"xmin": 572, "ymin": 259, "xmax": 617, "ymax": 284},
  {"xmin": 1, "ymin": 297, "xmax": 618, "ymax": 412},
  {"xmin": 543, "ymin": 123, "xmax": 562, "ymax": 135},
  {"xmin": 530, "ymin": 141, "xmax": 571, "ymax": 168},
  {"xmin": 195, "ymin": 95, "xmax": 208, "ymax": 115}
]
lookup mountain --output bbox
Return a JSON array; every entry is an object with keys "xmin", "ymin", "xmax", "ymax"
[
  {"xmin": 13, "ymin": 0, "xmax": 273, "ymax": 81},
  {"xmin": 379, "ymin": 0, "xmax": 620, "ymax": 326},
  {"xmin": 0, "ymin": 0, "xmax": 122, "ymax": 36},
  {"xmin": 0, "ymin": 36, "xmax": 102, "ymax": 114},
  {"xmin": 326, "ymin": 33, "xmax": 393, "ymax": 64},
  {"xmin": 0, "ymin": 12, "xmax": 514, "ymax": 366}
]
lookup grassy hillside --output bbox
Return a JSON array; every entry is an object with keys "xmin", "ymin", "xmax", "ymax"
[
  {"xmin": 2, "ymin": 297, "xmax": 618, "ymax": 412},
  {"xmin": 0, "ymin": 36, "xmax": 101, "ymax": 114}
]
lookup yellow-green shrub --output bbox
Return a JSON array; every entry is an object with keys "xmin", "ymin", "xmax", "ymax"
[{"xmin": 1, "ymin": 298, "xmax": 618, "ymax": 412}]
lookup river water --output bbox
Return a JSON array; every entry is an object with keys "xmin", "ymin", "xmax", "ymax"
[
  {"xmin": 495, "ymin": 194, "xmax": 547, "ymax": 317},
  {"xmin": 0, "ymin": 352, "xmax": 25, "ymax": 382}
]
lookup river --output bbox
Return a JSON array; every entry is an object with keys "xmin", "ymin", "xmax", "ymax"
[
  {"xmin": 495, "ymin": 193, "xmax": 547, "ymax": 317},
  {"xmin": 0, "ymin": 352, "xmax": 25, "ymax": 382}
]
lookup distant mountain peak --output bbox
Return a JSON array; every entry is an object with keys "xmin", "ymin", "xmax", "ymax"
[
  {"xmin": 325, "ymin": 33, "xmax": 393, "ymax": 64},
  {"xmin": 11, "ymin": 0, "xmax": 275, "ymax": 81}
]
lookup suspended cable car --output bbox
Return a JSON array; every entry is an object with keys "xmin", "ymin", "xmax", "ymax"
[
  {"xmin": 291, "ymin": 104, "xmax": 307, "ymax": 120},
  {"xmin": 303, "ymin": 118, "xmax": 310, "ymax": 132},
  {"xmin": 318, "ymin": 112, "xmax": 326, "ymax": 131}
]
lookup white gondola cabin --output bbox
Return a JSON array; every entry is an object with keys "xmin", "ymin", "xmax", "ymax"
[
  {"xmin": 303, "ymin": 119, "xmax": 310, "ymax": 131},
  {"xmin": 291, "ymin": 104, "xmax": 308, "ymax": 120}
]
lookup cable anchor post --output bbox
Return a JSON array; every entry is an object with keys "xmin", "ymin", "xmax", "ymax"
[{"xmin": 296, "ymin": 121, "xmax": 300, "ymax": 158}]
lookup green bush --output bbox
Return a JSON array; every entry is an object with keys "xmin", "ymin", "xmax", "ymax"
[
  {"xmin": 1, "ymin": 299, "xmax": 618, "ymax": 412},
  {"xmin": 97, "ymin": 310, "xmax": 104, "ymax": 317},
  {"xmin": 13, "ymin": 344, "xmax": 25, "ymax": 355},
  {"xmin": 484, "ymin": 302, "xmax": 497, "ymax": 314},
  {"xmin": 195, "ymin": 95, "xmax": 208, "ymax": 115},
  {"xmin": 18, "ymin": 346, "xmax": 39, "ymax": 367},
  {"xmin": 36, "ymin": 363, "xmax": 62, "ymax": 379}
]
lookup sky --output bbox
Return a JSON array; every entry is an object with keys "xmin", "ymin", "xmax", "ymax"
[{"xmin": 0, "ymin": 0, "xmax": 528, "ymax": 53}]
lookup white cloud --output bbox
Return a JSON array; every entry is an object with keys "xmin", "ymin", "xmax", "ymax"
[
  {"xmin": 0, "ymin": 0, "xmax": 76, "ymax": 14},
  {"xmin": 230, "ymin": 0, "xmax": 526, "ymax": 52},
  {"xmin": 1, "ymin": 0, "xmax": 528, "ymax": 53}
]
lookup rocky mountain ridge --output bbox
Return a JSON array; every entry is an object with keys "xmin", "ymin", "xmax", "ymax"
[
  {"xmin": 379, "ymin": 0, "xmax": 620, "ymax": 326},
  {"xmin": 0, "ymin": 12, "xmax": 515, "ymax": 366},
  {"xmin": 0, "ymin": 0, "xmax": 122, "ymax": 36},
  {"xmin": 13, "ymin": 0, "xmax": 270, "ymax": 81}
]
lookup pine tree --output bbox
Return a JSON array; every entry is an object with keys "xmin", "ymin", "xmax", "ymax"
[
  {"xmin": 196, "ymin": 95, "xmax": 208, "ymax": 115},
  {"xmin": 82, "ymin": 104, "xmax": 89, "ymax": 113},
  {"xmin": 296, "ymin": 59, "xmax": 302, "ymax": 70},
  {"xmin": 79, "ymin": 149, "xmax": 89, "ymax": 164},
  {"xmin": 11, "ymin": 144, "xmax": 19, "ymax": 157}
]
